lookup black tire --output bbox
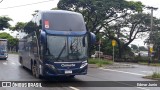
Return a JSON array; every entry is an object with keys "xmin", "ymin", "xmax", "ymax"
[
  {"xmin": 68, "ymin": 75, "xmax": 75, "ymax": 78},
  {"xmin": 31, "ymin": 64, "xmax": 36, "ymax": 76},
  {"xmin": 19, "ymin": 57, "xmax": 24, "ymax": 67}
]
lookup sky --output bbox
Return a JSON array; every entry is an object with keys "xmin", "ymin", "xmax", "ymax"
[
  {"xmin": 127, "ymin": 0, "xmax": 160, "ymax": 46},
  {"xmin": 0, "ymin": 0, "xmax": 59, "ymax": 38},
  {"xmin": 0, "ymin": 0, "xmax": 160, "ymax": 46}
]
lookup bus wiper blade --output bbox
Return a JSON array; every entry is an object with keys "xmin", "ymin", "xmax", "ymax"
[{"xmin": 56, "ymin": 44, "xmax": 66, "ymax": 61}]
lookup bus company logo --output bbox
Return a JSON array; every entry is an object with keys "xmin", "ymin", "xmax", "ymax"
[
  {"xmin": 2, "ymin": 82, "xmax": 12, "ymax": 87},
  {"xmin": 61, "ymin": 64, "xmax": 75, "ymax": 67}
]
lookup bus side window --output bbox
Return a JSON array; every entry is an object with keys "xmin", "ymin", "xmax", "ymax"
[{"xmin": 32, "ymin": 36, "xmax": 38, "ymax": 54}]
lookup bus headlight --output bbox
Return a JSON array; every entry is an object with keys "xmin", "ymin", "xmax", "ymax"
[
  {"xmin": 80, "ymin": 61, "xmax": 88, "ymax": 69},
  {"xmin": 45, "ymin": 64, "xmax": 55, "ymax": 69}
]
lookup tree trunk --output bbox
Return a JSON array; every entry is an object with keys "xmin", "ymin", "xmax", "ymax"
[{"xmin": 116, "ymin": 40, "xmax": 122, "ymax": 59}]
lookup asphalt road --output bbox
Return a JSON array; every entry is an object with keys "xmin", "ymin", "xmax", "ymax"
[{"xmin": 0, "ymin": 54, "xmax": 160, "ymax": 90}]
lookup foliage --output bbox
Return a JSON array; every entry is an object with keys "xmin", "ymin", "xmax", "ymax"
[
  {"xmin": 139, "ymin": 46, "xmax": 147, "ymax": 51},
  {"xmin": 10, "ymin": 22, "xmax": 26, "ymax": 32},
  {"xmin": 8, "ymin": 38, "xmax": 19, "ymax": 49},
  {"xmin": 135, "ymin": 55, "xmax": 148, "ymax": 62},
  {"xmin": 105, "ymin": 13, "xmax": 151, "ymax": 58},
  {"xmin": 57, "ymin": 0, "xmax": 147, "ymax": 59},
  {"xmin": 152, "ymin": 72, "xmax": 160, "ymax": 78},
  {"xmin": 131, "ymin": 44, "xmax": 138, "ymax": 50},
  {"xmin": 58, "ymin": 0, "xmax": 143, "ymax": 33},
  {"xmin": 0, "ymin": 32, "xmax": 13, "ymax": 39},
  {"xmin": 89, "ymin": 58, "xmax": 113, "ymax": 67},
  {"xmin": 139, "ymin": 62, "xmax": 160, "ymax": 66},
  {"xmin": 0, "ymin": 16, "xmax": 12, "ymax": 30},
  {"xmin": 144, "ymin": 18, "xmax": 160, "ymax": 59},
  {"xmin": 0, "ymin": 32, "xmax": 19, "ymax": 51},
  {"xmin": 24, "ymin": 21, "xmax": 37, "ymax": 34}
]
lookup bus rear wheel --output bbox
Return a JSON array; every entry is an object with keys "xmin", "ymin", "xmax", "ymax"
[{"xmin": 31, "ymin": 64, "xmax": 36, "ymax": 76}]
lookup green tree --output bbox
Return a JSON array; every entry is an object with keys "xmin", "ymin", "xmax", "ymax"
[
  {"xmin": 58, "ymin": 0, "xmax": 143, "ymax": 33},
  {"xmin": 105, "ymin": 13, "xmax": 151, "ymax": 58},
  {"xmin": 139, "ymin": 46, "xmax": 147, "ymax": 51},
  {"xmin": 8, "ymin": 38, "xmax": 19, "ymax": 52},
  {"xmin": 57, "ymin": 0, "xmax": 146, "ymax": 58},
  {"xmin": 0, "ymin": 32, "xmax": 13, "ymax": 39},
  {"xmin": 10, "ymin": 22, "xmax": 26, "ymax": 32},
  {"xmin": 0, "ymin": 16, "xmax": 12, "ymax": 30},
  {"xmin": 0, "ymin": 32, "xmax": 19, "ymax": 52},
  {"xmin": 24, "ymin": 21, "xmax": 37, "ymax": 34},
  {"xmin": 131, "ymin": 44, "xmax": 138, "ymax": 51}
]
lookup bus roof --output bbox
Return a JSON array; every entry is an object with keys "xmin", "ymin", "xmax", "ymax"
[{"xmin": 39, "ymin": 10, "xmax": 82, "ymax": 16}]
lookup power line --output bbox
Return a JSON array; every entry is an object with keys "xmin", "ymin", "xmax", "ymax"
[{"xmin": 0, "ymin": 0, "xmax": 54, "ymax": 9}]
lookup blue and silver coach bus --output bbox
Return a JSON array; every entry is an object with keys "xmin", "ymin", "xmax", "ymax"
[{"xmin": 19, "ymin": 10, "xmax": 96, "ymax": 78}]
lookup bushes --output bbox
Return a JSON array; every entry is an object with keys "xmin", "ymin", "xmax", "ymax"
[
  {"xmin": 89, "ymin": 58, "xmax": 113, "ymax": 67},
  {"xmin": 134, "ymin": 56, "xmax": 149, "ymax": 62}
]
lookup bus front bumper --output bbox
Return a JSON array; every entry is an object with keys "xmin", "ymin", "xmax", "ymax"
[{"xmin": 43, "ymin": 65, "xmax": 88, "ymax": 77}]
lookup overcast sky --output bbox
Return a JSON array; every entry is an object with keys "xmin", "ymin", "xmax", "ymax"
[
  {"xmin": 0, "ymin": 0, "xmax": 59, "ymax": 25},
  {"xmin": 0, "ymin": 0, "xmax": 160, "ymax": 46},
  {"xmin": 127, "ymin": 0, "xmax": 160, "ymax": 46},
  {"xmin": 0, "ymin": 0, "xmax": 59, "ymax": 38}
]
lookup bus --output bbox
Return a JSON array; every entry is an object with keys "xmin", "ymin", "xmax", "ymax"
[
  {"xmin": 19, "ymin": 10, "xmax": 96, "ymax": 78},
  {"xmin": 0, "ymin": 39, "xmax": 8, "ymax": 60}
]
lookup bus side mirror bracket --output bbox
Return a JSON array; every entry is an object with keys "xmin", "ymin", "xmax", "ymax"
[
  {"xmin": 40, "ymin": 30, "xmax": 46, "ymax": 44},
  {"xmin": 82, "ymin": 36, "xmax": 86, "ymax": 47}
]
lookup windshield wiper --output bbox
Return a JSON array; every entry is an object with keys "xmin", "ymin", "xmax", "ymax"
[{"xmin": 56, "ymin": 44, "xmax": 66, "ymax": 61}]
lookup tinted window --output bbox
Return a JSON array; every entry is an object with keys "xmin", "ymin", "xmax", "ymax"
[{"xmin": 43, "ymin": 12, "xmax": 86, "ymax": 31}]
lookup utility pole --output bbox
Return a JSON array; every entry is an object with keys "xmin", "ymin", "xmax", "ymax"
[
  {"xmin": 146, "ymin": 6, "xmax": 158, "ymax": 65},
  {"xmin": 146, "ymin": 6, "xmax": 158, "ymax": 42}
]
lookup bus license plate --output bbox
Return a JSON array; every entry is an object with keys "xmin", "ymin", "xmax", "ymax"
[{"xmin": 65, "ymin": 70, "xmax": 72, "ymax": 74}]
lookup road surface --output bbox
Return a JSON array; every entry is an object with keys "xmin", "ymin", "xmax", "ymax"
[{"xmin": 0, "ymin": 54, "xmax": 159, "ymax": 90}]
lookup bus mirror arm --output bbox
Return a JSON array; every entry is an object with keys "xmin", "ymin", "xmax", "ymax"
[
  {"xmin": 82, "ymin": 36, "xmax": 86, "ymax": 47},
  {"xmin": 89, "ymin": 32, "xmax": 96, "ymax": 45}
]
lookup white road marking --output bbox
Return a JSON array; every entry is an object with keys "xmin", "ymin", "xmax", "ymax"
[
  {"xmin": 100, "ymin": 68, "xmax": 145, "ymax": 76},
  {"xmin": 2, "ymin": 61, "xmax": 17, "ymax": 65},
  {"xmin": 141, "ymin": 71, "xmax": 152, "ymax": 73},
  {"xmin": 2, "ymin": 62, "xmax": 7, "ymax": 65},
  {"xmin": 100, "ymin": 68, "xmax": 150, "ymax": 90},
  {"xmin": 69, "ymin": 86, "xmax": 80, "ymax": 90},
  {"xmin": 11, "ymin": 62, "xmax": 16, "ymax": 65}
]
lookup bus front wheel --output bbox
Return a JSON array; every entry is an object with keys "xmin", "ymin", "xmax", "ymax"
[{"xmin": 32, "ymin": 63, "xmax": 42, "ymax": 79}]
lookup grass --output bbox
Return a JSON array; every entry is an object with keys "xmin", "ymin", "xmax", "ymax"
[
  {"xmin": 8, "ymin": 52, "xmax": 19, "ymax": 54},
  {"xmin": 152, "ymin": 72, "xmax": 160, "ymax": 78},
  {"xmin": 138, "ymin": 62, "xmax": 160, "ymax": 66},
  {"xmin": 144, "ymin": 72, "xmax": 160, "ymax": 80},
  {"xmin": 89, "ymin": 58, "xmax": 113, "ymax": 67}
]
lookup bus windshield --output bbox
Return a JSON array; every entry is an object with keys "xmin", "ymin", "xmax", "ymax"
[{"xmin": 46, "ymin": 35, "xmax": 87, "ymax": 62}]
